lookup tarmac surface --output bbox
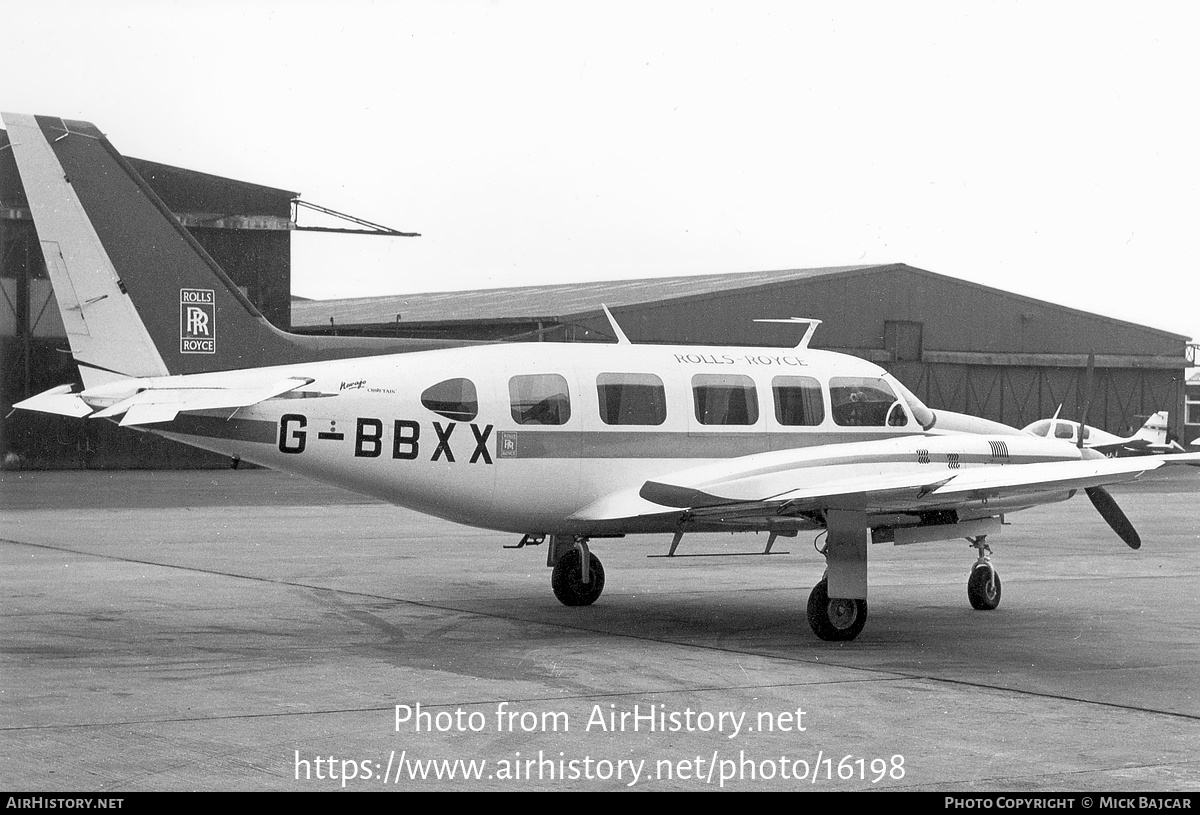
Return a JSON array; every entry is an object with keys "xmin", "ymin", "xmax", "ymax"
[{"xmin": 2, "ymin": 466, "xmax": 1198, "ymax": 792}]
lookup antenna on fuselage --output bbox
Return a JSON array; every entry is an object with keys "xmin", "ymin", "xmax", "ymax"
[
  {"xmin": 1077, "ymin": 351, "xmax": 1096, "ymax": 450},
  {"xmin": 753, "ymin": 317, "xmax": 823, "ymax": 349},
  {"xmin": 601, "ymin": 304, "xmax": 632, "ymax": 345}
]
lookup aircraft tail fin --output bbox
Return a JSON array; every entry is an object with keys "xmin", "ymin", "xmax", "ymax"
[
  {"xmin": 2, "ymin": 113, "xmax": 449, "ymax": 388},
  {"xmin": 3, "ymin": 114, "xmax": 182, "ymax": 387},
  {"xmin": 1132, "ymin": 411, "xmax": 1170, "ymax": 444}
]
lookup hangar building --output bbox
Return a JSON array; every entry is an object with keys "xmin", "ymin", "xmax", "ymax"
[
  {"xmin": 1, "ymin": 129, "xmax": 1193, "ymax": 467},
  {"xmin": 291, "ymin": 265, "xmax": 1194, "ymax": 446}
]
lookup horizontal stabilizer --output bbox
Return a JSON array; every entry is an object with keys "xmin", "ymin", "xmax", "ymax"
[
  {"xmin": 97, "ymin": 377, "xmax": 316, "ymax": 426},
  {"xmin": 13, "ymin": 385, "xmax": 94, "ymax": 418}
]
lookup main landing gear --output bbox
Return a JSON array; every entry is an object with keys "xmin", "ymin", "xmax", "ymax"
[
  {"xmin": 548, "ymin": 536, "xmax": 605, "ymax": 607},
  {"xmin": 807, "ymin": 511, "xmax": 871, "ymax": 642},
  {"xmin": 966, "ymin": 535, "xmax": 1001, "ymax": 610},
  {"xmin": 807, "ymin": 576, "xmax": 868, "ymax": 642},
  {"xmin": 804, "ymin": 519, "xmax": 1005, "ymax": 642}
]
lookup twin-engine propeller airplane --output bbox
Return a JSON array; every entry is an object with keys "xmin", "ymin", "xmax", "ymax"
[
  {"xmin": 1023, "ymin": 410, "xmax": 1186, "ymax": 456},
  {"xmin": 6, "ymin": 112, "xmax": 1199, "ymax": 641}
]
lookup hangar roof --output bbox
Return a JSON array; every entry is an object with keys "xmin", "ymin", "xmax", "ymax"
[
  {"xmin": 291, "ymin": 264, "xmax": 883, "ymax": 327},
  {"xmin": 128, "ymin": 159, "xmax": 296, "ymax": 218},
  {"xmin": 1, "ymin": 128, "xmax": 297, "ymax": 217},
  {"xmin": 291, "ymin": 263, "xmax": 1190, "ymax": 342}
]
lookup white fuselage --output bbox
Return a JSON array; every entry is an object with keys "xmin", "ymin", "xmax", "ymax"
[{"xmin": 134, "ymin": 342, "xmax": 1078, "ymax": 534}]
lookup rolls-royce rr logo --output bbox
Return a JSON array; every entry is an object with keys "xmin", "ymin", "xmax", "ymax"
[{"xmin": 180, "ymin": 288, "xmax": 215, "ymax": 353}]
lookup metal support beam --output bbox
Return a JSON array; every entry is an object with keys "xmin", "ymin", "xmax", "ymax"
[
  {"xmin": 292, "ymin": 200, "xmax": 420, "ymax": 237},
  {"xmin": 923, "ymin": 350, "xmax": 1186, "ymax": 370}
]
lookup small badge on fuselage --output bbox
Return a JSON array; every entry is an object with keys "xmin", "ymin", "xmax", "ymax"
[{"xmin": 498, "ymin": 431, "xmax": 519, "ymax": 458}]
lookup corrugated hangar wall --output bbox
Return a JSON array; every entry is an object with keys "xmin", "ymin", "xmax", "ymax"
[{"xmin": 595, "ymin": 266, "xmax": 1176, "ymax": 356}]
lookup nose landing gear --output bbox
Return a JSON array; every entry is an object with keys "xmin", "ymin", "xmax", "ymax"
[{"xmin": 966, "ymin": 536, "xmax": 1001, "ymax": 610}]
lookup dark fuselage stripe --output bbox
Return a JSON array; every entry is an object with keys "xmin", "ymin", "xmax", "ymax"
[
  {"xmin": 156, "ymin": 418, "xmax": 1055, "ymax": 466},
  {"xmin": 497, "ymin": 429, "xmax": 919, "ymax": 459},
  {"xmin": 161, "ymin": 415, "xmax": 277, "ymax": 444}
]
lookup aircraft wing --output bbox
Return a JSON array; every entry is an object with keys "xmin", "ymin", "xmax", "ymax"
[
  {"xmin": 1089, "ymin": 439, "xmax": 1151, "ymax": 455},
  {"xmin": 15, "ymin": 376, "xmax": 315, "ymax": 426},
  {"xmin": 570, "ymin": 436, "xmax": 1200, "ymax": 528}
]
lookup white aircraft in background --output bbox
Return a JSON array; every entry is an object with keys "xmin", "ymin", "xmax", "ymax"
[
  {"xmin": 6, "ymin": 112, "xmax": 1199, "ymax": 642},
  {"xmin": 1023, "ymin": 411, "xmax": 1187, "ymax": 456}
]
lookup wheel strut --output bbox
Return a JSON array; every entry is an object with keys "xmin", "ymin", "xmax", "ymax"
[
  {"xmin": 968, "ymin": 535, "xmax": 994, "ymax": 578},
  {"xmin": 550, "ymin": 536, "xmax": 605, "ymax": 607},
  {"xmin": 574, "ymin": 537, "xmax": 592, "ymax": 584}
]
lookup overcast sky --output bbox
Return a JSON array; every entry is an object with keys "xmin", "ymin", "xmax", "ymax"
[{"xmin": 5, "ymin": 1, "xmax": 1199, "ymax": 347}]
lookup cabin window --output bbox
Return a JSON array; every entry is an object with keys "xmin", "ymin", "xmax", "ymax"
[
  {"xmin": 1026, "ymin": 418, "xmax": 1085, "ymax": 440},
  {"xmin": 597, "ymin": 373, "xmax": 667, "ymax": 426},
  {"xmin": 1056, "ymin": 422, "xmax": 1085, "ymax": 440},
  {"xmin": 421, "ymin": 378, "xmax": 478, "ymax": 422},
  {"xmin": 692, "ymin": 374, "xmax": 759, "ymax": 425},
  {"xmin": 772, "ymin": 376, "xmax": 825, "ymax": 426},
  {"xmin": 509, "ymin": 374, "xmax": 571, "ymax": 425},
  {"xmin": 829, "ymin": 377, "xmax": 908, "ymax": 427}
]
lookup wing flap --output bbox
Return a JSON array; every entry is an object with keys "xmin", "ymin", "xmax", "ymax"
[{"xmin": 641, "ymin": 470, "xmax": 954, "ymax": 513}]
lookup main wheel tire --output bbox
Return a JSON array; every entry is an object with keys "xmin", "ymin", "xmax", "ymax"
[
  {"xmin": 967, "ymin": 564, "xmax": 1002, "ymax": 610},
  {"xmin": 806, "ymin": 578, "xmax": 867, "ymax": 641},
  {"xmin": 551, "ymin": 549, "xmax": 605, "ymax": 607}
]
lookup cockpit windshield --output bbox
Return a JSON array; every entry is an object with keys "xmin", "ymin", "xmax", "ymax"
[
  {"xmin": 1024, "ymin": 419, "xmax": 1087, "ymax": 441},
  {"xmin": 830, "ymin": 377, "xmax": 912, "ymax": 427},
  {"xmin": 885, "ymin": 374, "xmax": 936, "ymax": 430}
]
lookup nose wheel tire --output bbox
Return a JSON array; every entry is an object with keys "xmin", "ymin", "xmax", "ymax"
[
  {"xmin": 807, "ymin": 578, "xmax": 867, "ymax": 641},
  {"xmin": 551, "ymin": 549, "xmax": 605, "ymax": 606},
  {"xmin": 967, "ymin": 564, "xmax": 1002, "ymax": 610}
]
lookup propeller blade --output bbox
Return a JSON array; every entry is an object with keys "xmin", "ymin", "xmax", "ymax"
[
  {"xmin": 1085, "ymin": 486, "xmax": 1141, "ymax": 549},
  {"xmin": 1077, "ymin": 352, "xmax": 1095, "ymax": 449}
]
